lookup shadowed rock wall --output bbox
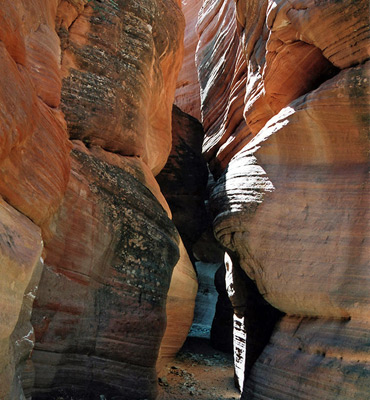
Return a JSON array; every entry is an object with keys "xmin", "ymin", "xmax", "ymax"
[
  {"xmin": 0, "ymin": 0, "xmax": 199, "ymax": 399},
  {"xmin": 193, "ymin": 0, "xmax": 370, "ymax": 398}
]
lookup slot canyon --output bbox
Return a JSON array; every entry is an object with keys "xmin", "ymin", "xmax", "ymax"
[{"xmin": 0, "ymin": 0, "xmax": 369, "ymax": 399}]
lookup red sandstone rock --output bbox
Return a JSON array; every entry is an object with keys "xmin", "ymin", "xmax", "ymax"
[
  {"xmin": 174, "ymin": 0, "xmax": 203, "ymax": 120},
  {"xmin": 30, "ymin": 145, "xmax": 180, "ymax": 400},
  {"xmin": 58, "ymin": 0, "xmax": 185, "ymax": 175},
  {"xmin": 0, "ymin": 1, "xmax": 70, "ymax": 397},
  {"xmin": 196, "ymin": 0, "xmax": 251, "ymax": 176},
  {"xmin": 0, "ymin": 1, "xmax": 188, "ymax": 398},
  {"xmin": 0, "ymin": 198, "xmax": 43, "ymax": 400},
  {"xmin": 0, "ymin": 0, "xmax": 70, "ymax": 232},
  {"xmin": 195, "ymin": 0, "xmax": 370, "ymax": 398}
]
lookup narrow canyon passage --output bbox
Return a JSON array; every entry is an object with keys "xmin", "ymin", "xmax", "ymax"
[
  {"xmin": 157, "ymin": 262, "xmax": 239, "ymax": 400},
  {"xmin": 0, "ymin": 0, "xmax": 369, "ymax": 399}
]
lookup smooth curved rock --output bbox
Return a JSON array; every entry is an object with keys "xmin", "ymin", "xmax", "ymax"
[
  {"xmin": 174, "ymin": 0, "xmax": 203, "ymax": 120},
  {"xmin": 0, "ymin": 1, "xmax": 70, "ymax": 398},
  {"xmin": 0, "ymin": 0, "xmax": 71, "ymax": 233},
  {"xmin": 196, "ymin": 0, "xmax": 370, "ymax": 398},
  {"xmin": 243, "ymin": 316, "xmax": 370, "ymax": 400},
  {"xmin": 212, "ymin": 64, "xmax": 370, "ymax": 320},
  {"xmin": 157, "ymin": 240, "xmax": 198, "ymax": 374},
  {"xmin": 197, "ymin": 0, "xmax": 251, "ymax": 176},
  {"xmin": 30, "ymin": 144, "xmax": 180, "ymax": 400}
]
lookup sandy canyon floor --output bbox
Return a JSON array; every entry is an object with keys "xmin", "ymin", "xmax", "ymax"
[{"xmin": 158, "ymin": 337, "xmax": 240, "ymax": 400}]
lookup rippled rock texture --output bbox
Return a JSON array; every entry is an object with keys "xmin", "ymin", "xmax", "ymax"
[
  {"xmin": 174, "ymin": 0, "xmax": 203, "ymax": 120},
  {"xmin": 1, "ymin": 0, "xmax": 190, "ymax": 399},
  {"xmin": 30, "ymin": 145, "xmax": 180, "ymax": 400},
  {"xmin": 196, "ymin": 0, "xmax": 370, "ymax": 398},
  {"xmin": 0, "ymin": 1, "xmax": 70, "ymax": 398}
]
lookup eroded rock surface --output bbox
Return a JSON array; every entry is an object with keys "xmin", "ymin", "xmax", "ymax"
[
  {"xmin": 30, "ymin": 145, "xmax": 180, "ymax": 399},
  {"xmin": 174, "ymin": 0, "xmax": 203, "ymax": 120},
  {"xmin": 58, "ymin": 0, "xmax": 184, "ymax": 175},
  {"xmin": 0, "ymin": 0, "xmax": 71, "ymax": 232},
  {"xmin": 0, "ymin": 200, "xmax": 43, "ymax": 399},
  {"xmin": 157, "ymin": 241, "xmax": 198, "ymax": 375},
  {"xmin": 1, "ymin": 0, "xmax": 191, "ymax": 398},
  {"xmin": 0, "ymin": 1, "xmax": 70, "ymax": 397},
  {"xmin": 195, "ymin": 0, "xmax": 370, "ymax": 398}
]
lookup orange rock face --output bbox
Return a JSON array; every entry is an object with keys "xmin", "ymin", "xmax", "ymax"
[
  {"xmin": 174, "ymin": 0, "xmax": 203, "ymax": 120},
  {"xmin": 196, "ymin": 0, "xmax": 370, "ymax": 398},
  {"xmin": 1, "ymin": 0, "xmax": 190, "ymax": 398},
  {"xmin": 0, "ymin": 199, "xmax": 43, "ymax": 399},
  {"xmin": 0, "ymin": 1, "xmax": 70, "ymax": 398},
  {"xmin": 157, "ymin": 240, "xmax": 198, "ymax": 374},
  {"xmin": 0, "ymin": 0, "xmax": 71, "ymax": 232},
  {"xmin": 29, "ymin": 144, "xmax": 180, "ymax": 399},
  {"xmin": 58, "ymin": 0, "xmax": 184, "ymax": 175},
  {"xmin": 196, "ymin": 0, "xmax": 250, "ymax": 176}
]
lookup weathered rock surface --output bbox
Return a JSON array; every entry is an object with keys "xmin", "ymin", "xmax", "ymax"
[
  {"xmin": 58, "ymin": 0, "xmax": 184, "ymax": 175},
  {"xmin": 174, "ymin": 0, "xmax": 203, "ymax": 120},
  {"xmin": 30, "ymin": 144, "xmax": 180, "ymax": 400},
  {"xmin": 195, "ymin": 0, "xmax": 370, "ymax": 398},
  {"xmin": 197, "ymin": 0, "xmax": 250, "ymax": 176},
  {"xmin": 244, "ymin": 316, "xmax": 370, "ymax": 400},
  {"xmin": 0, "ymin": 199, "xmax": 43, "ymax": 400},
  {"xmin": 1, "ymin": 0, "xmax": 191, "ymax": 398},
  {"xmin": 28, "ymin": 0, "xmax": 190, "ymax": 397},
  {"xmin": 212, "ymin": 64, "xmax": 370, "ymax": 320},
  {"xmin": 0, "ymin": 1, "xmax": 70, "ymax": 397}
]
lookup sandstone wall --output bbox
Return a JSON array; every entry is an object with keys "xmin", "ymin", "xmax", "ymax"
[
  {"xmin": 195, "ymin": 0, "xmax": 370, "ymax": 398},
  {"xmin": 0, "ymin": 0, "xmax": 197, "ymax": 399},
  {"xmin": 0, "ymin": 1, "xmax": 70, "ymax": 397},
  {"xmin": 30, "ymin": 144, "xmax": 180, "ymax": 399},
  {"xmin": 174, "ymin": 0, "xmax": 203, "ymax": 120}
]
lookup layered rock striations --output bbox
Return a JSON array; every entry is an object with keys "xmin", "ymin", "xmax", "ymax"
[
  {"xmin": 0, "ymin": 1, "xmax": 70, "ymax": 397},
  {"xmin": 156, "ymin": 240, "xmax": 198, "ymax": 374},
  {"xmin": 174, "ymin": 0, "xmax": 203, "ymax": 120},
  {"xmin": 30, "ymin": 144, "xmax": 180, "ymax": 399},
  {"xmin": 195, "ymin": 0, "xmax": 370, "ymax": 398},
  {"xmin": 197, "ymin": 0, "xmax": 250, "ymax": 176},
  {"xmin": 58, "ymin": 0, "xmax": 184, "ymax": 176},
  {"xmin": 1, "ymin": 0, "xmax": 196, "ymax": 399},
  {"xmin": 30, "ymin": 0, "xmax": 187, "ymax": 399}
]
